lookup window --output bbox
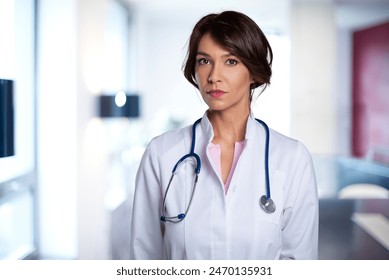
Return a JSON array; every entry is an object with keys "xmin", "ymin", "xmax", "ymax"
[{"xmin": 0, "ymin": 0, "xmax": 36, "ymax": 259}]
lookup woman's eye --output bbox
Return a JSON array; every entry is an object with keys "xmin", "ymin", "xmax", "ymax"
[
  {"xmin": 226, "ymin": 59, "xmax": 238, "ymax": 65},
  {"xmin": 197, "ymin": 58, "xmax": 209, "ymax": 65}
]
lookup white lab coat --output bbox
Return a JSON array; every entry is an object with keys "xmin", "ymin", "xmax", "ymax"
[{"xmin": 130, "ymin": 112, "xmax": 318, "ymax": 260}]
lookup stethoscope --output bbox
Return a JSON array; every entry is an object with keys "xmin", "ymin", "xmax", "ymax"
[{"xmin": 160, "ymin": 118, "xmax": 276, "ymax": 223}]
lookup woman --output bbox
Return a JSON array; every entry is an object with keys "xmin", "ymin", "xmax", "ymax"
[{"xmin": 130, "ymin": 11, "xmax": 318, "ymax": 260}]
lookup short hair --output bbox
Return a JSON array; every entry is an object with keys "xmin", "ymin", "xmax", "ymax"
[{"xmin": 183, "ymin": 11, "xmax": 273, "ymax": 96}]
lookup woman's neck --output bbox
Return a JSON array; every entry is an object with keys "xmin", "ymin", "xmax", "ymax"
[{"xmin": 207, "ymin": 108, "xmax": 249, "ymax": 144}]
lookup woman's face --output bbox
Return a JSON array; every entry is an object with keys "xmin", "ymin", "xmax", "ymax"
[{"xmin": 195, "ymin": 33, "xmax": 253, "ymax": 113}]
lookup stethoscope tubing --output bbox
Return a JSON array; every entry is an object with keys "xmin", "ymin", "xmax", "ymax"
[
  {"xmin": 161, "ymin": 117, "xmax": 275, "ymax": 223},
  {"xmin": 172, "ymin": 153, "xmax": 201, "ymax": 174},
  {"xmin": 255, "ymin": 119, "xmax": 271, "ymax": 201},
  {"xmin": 161, "ymin": 118, "xmax": 202, "ymax": 223},
  {"xmin": 161, "ymin": 172, "xmax": 199, "ymax": 223}
]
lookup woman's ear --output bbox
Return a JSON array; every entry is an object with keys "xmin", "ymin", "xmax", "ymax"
[
  {"xmin": 250, "ymin": 82, "xmax": 259, "ymax": 90},
  {"xmin": 249, "ymin": 74, "xmax": 258, "ymax": 89}
]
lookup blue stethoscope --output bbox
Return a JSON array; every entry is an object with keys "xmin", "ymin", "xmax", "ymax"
[{"xmin": 160, "ymin": 118, "xmax": 275, "ymax": 223}]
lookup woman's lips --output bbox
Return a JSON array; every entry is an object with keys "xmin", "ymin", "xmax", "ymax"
[{"xmin": 207, "ymin": 89, "xmax": 225, "ymax": 98}]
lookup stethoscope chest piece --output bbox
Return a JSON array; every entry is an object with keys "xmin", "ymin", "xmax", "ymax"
[{"xmin": 260, "ymin": 195, "xmax": 276, "ymax": 213}]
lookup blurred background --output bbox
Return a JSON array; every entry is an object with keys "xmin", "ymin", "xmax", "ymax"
[{"xmin": 0, "ymin": 0, "xmax": 388, "ymax": 260}]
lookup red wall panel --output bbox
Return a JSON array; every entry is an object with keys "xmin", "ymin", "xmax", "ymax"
[{"xmin": 352, "ymin": 21, "xmax": 389, "ymax": 164}]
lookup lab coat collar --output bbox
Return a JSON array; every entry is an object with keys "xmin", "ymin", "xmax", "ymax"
[
  {"xmin": 199, "ymin": 110, "xmax": 258, "ymax": 143},
  {"xmin": 199, "ymin": 112, "xmax": 214, "ymax": 143}
]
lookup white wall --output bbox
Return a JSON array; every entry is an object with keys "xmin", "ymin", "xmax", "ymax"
[
  {"xmin": 75, "ymin": 0, "xmax": 145, "ymax": 259},
  {"xmin": 37, "ymin": 0, "xmax": 78, "ymax": 259},
  {"xmin": 76, "ymin": 0, "xmax": 112, "ymax": 260},
  {"xmin": 290, "ymin": 1, "xmax": 337, "ymax": 154},
  {"xmin": 38, "ymin": 0, "xmax": 113, "ymax": 259}
]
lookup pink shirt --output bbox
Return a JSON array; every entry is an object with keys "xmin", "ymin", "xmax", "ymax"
[{"xmin": 208, "ymin": 141, "xmax": 246, "ymax": 194}]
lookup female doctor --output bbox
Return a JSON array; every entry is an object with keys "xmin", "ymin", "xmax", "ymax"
[{"xmin": 130, "ymin": 11, "xmax": 319, "ymax": 260}]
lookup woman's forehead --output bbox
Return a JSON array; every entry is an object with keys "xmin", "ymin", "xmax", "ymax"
[{"xmin": 197, "ymin": 33, "xmax": 234, "ymax": 55}]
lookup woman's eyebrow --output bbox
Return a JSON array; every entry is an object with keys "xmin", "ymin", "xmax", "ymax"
[
  {"xmin": 196, "ymin": 51, "xmax": 210, "ymax": 57},
  {"xmin": 196, "ymin": 51, "xmax": 234, "ymax": 57}
]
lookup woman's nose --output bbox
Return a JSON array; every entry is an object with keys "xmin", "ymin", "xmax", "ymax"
[{"xmin": 207, "ymin": 63, "xmax": 222, "ymax": 84}]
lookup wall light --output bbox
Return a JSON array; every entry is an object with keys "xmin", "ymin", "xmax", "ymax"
[
  {"xmin": 98, "ymin": 92, "xmax": 140, "ymax": 118},
  {"xmin": 0, "ymin": 79, "xmax": 14, "ymax": 158}
]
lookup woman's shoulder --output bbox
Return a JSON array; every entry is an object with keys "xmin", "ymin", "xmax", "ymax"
[
  {"xmin": 147, "ymin": 124, "xmax": 192, "ymax": 149},
  {"xmin": 269, "ymin": 128, "xmax": 297, "ymax": 147},
  {"xmin": 268, "ymin": 128, "xmax": 312, "ymax": 159}
]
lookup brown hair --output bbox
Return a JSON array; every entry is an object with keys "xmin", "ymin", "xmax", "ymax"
[{"xmin": 183, "ymin": 11, "xmax": 273, "ymax": 97}]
